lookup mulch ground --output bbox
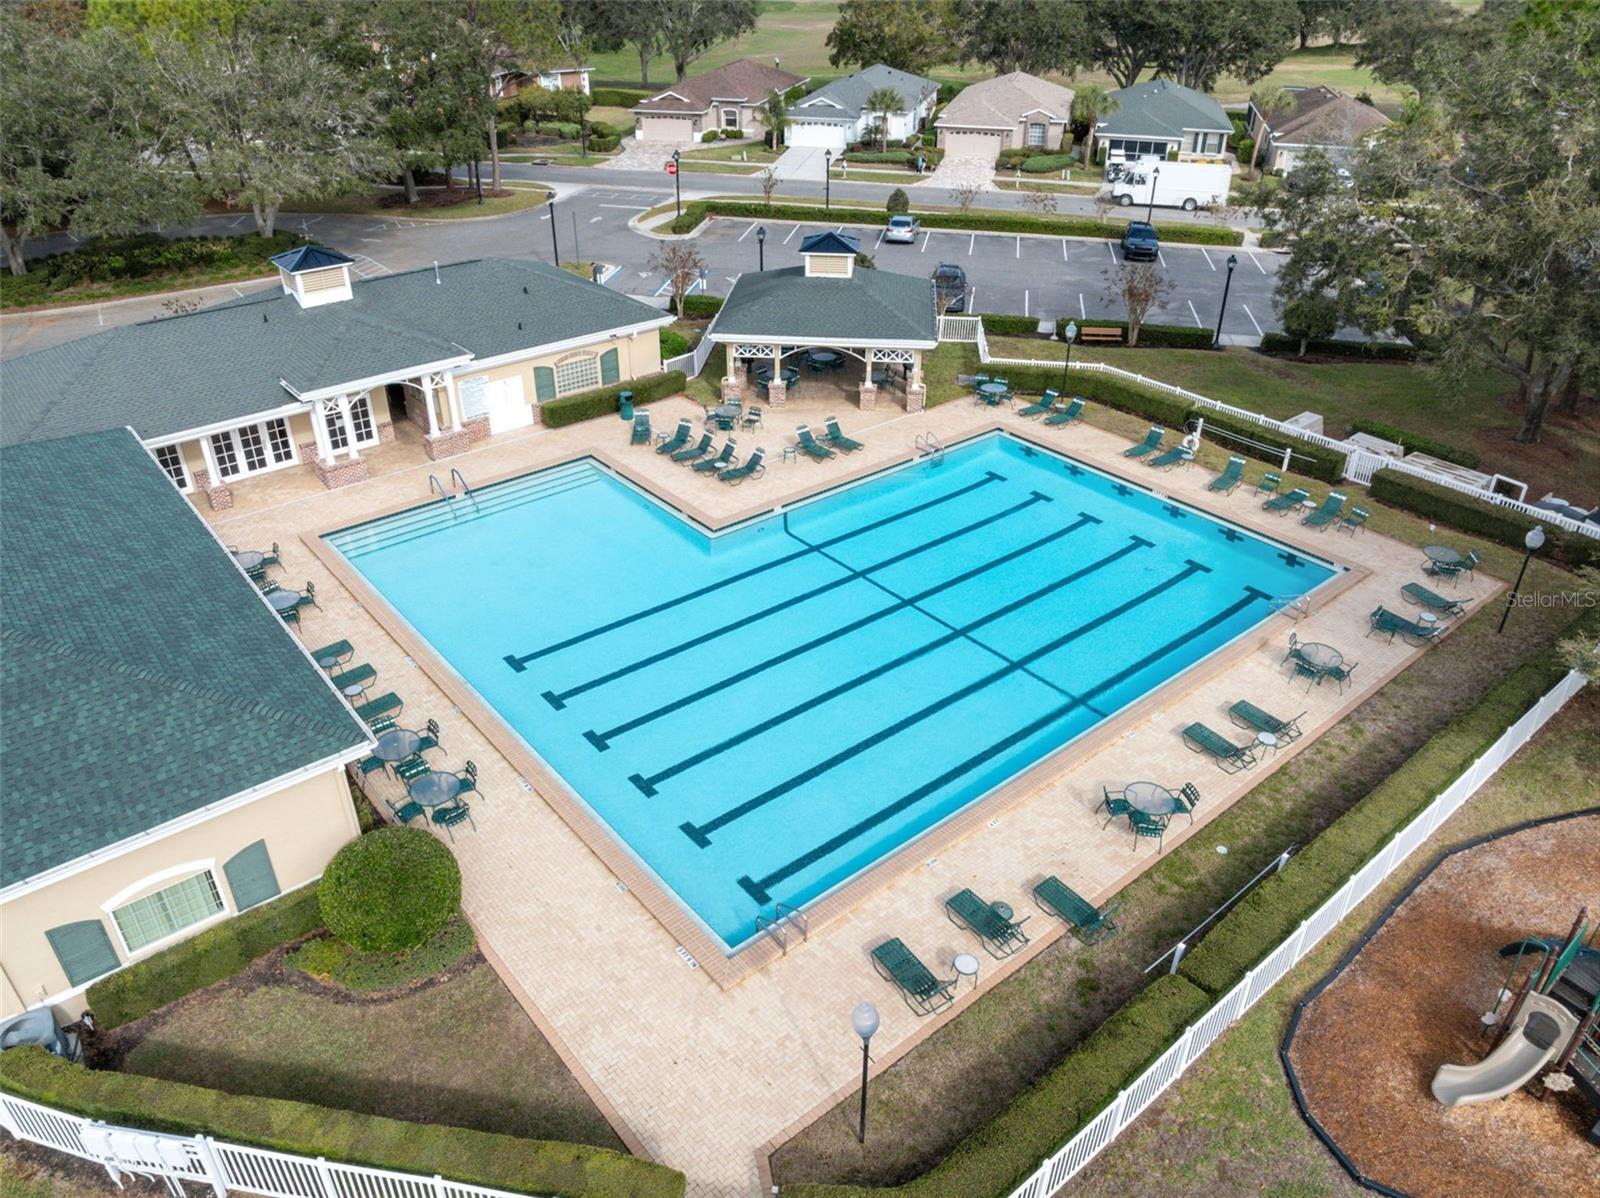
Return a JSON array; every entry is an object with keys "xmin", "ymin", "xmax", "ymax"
[{"xmin": 1289, "ymin": 813, "xmax": 1600, "ymax": 1197}]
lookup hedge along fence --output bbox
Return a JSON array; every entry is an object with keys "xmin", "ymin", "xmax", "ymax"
[
  {"xmin": 1259, "ymin": 331, "xmax": 1417, "ymax": 361},
  {"xmin": 87, "ymin": 886, "xmax": 323, "ymax": 1029},
  {"xmin": 667, "ymin": 202, "xmax": 1245, "ymax": 246},
  {"xmin": 667, "ymin": 293, "xmax": 724, "ymax": 318},
  {"xmin": 979, "ymin": 313, "xmax": 1042, "ymax": 336},
  {"xmin": 1052, "ymin": 317, "xmax": 1216, "ymax": 350},
  {"xmin": 1370, "ymin": 470, "xmax": 1600, "ymax": 570},
  {"xmin": 1348, "ymin": 419, "xmax": 1480, "ymax": 469},
  {"xmin": 0, "ymin": 1049, "xmax": 684, "ymax": 1198},
  {"xmin": 539, "ymin": 371, "xmax": 687, "ymax": 428}
]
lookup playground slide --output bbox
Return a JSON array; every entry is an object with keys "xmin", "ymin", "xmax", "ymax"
[{"xmin": 1432, "ymin": 992, "xmax": 1579, "ymax": 1107}]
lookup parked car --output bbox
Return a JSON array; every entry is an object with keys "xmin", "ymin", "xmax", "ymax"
[
  {"xmin": 932, "ymin": 263, "xmax": 967, "ymax": 312},
  {"xmin": 884, "ymin": 214, "xmax": 920, "ymax": 244},
  {"xmin": 1120, "ymin": 221, "xmax": 1160, "ymax": 261}
]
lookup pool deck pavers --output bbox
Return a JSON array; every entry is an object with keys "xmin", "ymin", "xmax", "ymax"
[{"xmin": 206, "ymin": 392, "xmax": 1502, "ymax": 1198}]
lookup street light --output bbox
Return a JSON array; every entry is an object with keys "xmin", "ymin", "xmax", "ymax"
[
  {"xmin": 1145, "ymin": 165, "xmax": 1161, "ymax": 223},
  {"xmin": 1496, "ymin": 525, "xmax": 1545, "ymax": 635},
  {"xmin": 1059, "ymin": 320, "xmax": 1078, "ymax": 395},
  {"xmin": 1212, "ymin": 254, "xmax": 1238, "ymax": 348},
  {"xmin": 756, "ymin": 224, "xmax": 767, "ymax": 271},
  {"xmin": 672, "ymin": 149, "xmax": 682, "ymax": 218},
  {"xmin": 852, "ymin": 1001, "xmax": 879, "ymax": 1144},
  {"xmin": 825, "ymin": 149, "xmax": 833, "ymax": 211},
  {"xmin": 547, "ymin": 197, "xmax": 559, "ymax": 265}
]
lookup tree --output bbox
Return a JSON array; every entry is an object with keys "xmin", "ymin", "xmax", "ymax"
[
  {"xmin": 1555, "ymin": 568, "xmax": 1600, "ymax": 677},
  {"xmin": 465, "ymin": 0, "xmax": 560, "ymax": 192},
  {"xmin": 1071, "ymin": 84, "xmax": 1118, "ymax": 167},
  {"xmin": 1083, "ymin": 0, "xmax": 1297, "ymax": 92},
  {"xmin": 1019, "ymin": 184, "xmax": 1058, "ymax": 216},
  {"xmin": 1296, "ymin": 0, "xmax": 1356, "ymax": 47},
  {"xmin": 655, "ymin": 0, "xmax": 758, "ymax": 81},
  {"xmin": 1081, "ymin": 0, "xmax": 1169, "ymax": 88},
  {"xmin": 1103, "ymin": 260, "xmax": 1172, "ymax": 347},
  {"xmin": 947, "ymin": 0, "xmax": 1088, "ymax": 75},
  {"xmin": 763, "ymin": 88, "xmax": 787, "ymax": 149},
  {"xmin": 948, "ymin": 181, "xmax": 982, "ymax": 213},
  {"xmin": 758, "ymin": 167, "xmax": 778, "ymax": 207},
  {"xmin": 1349, "ymin": 0, "xmax": 1461, "ymax": 89},
  {"xmin": 826, "ymin": 0, "xmax": 952, "ymax": 72},
  {"xmin": 1246, "ymin": 84, "xmax": 1294, "ymax": 175},
  {"xmin": 886, "ymin": 187, "xmax": 910, "ymax": 214},
  {"xmin": 578, "ymin": 0, "xmax": 663, "ymax": 87},
  {"xmin": 650, "ymin": 239, "xmax": 707, "ymax": 318},
  {"xmin": 864, "ymin": 86, "xmax": 902, "ymax": 152},
  {"xmin": 1281, "ymin": 292, "xmax": 1339, "ymax": 355}
]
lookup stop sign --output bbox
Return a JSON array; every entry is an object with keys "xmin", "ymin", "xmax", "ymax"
[{"xmin": 666, "ymin": 161, "xmax": 678, "ymax": 176}]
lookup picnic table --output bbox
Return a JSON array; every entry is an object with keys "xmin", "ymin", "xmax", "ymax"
[
  {"xmin": 1124, "ymin": 781, "xmax": 1182, "ymax": 816},
  {"xmin": 407, "ymin": 771, "xmax": 461, "ymax": 809}
]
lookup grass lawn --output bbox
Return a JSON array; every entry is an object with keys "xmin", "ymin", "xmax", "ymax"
[
  {"xmin": 681, "ymin": 161, "xmax": 766, "ymax": 175},
  {"xmin": 1, "ymin": 1140, "xmax": 164, "ymax": 1198},
  {"xmin": 283, "ymin": 185, "xmax": 548, "ymax": 220},
  {"xmin": 682, "ymin": 142, "xmax": 781, "ymax": 163}
]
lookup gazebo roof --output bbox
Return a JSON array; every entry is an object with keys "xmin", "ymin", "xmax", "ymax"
[
  {"xmin": 269, "ymin": 244, "xmax": 356, "ymax": 273},
  {"xmin": 708, "ymin": 266, "xmax": 937, "ymax": 347},
  {"xmin": 798, "ymin": 230, "xmax": 861, "ymax": 256}
]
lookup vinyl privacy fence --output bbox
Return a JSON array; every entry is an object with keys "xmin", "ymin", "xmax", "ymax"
[{"xmin": 1006, "ymin": 667, "xmax": 1588, "ymax": 1198}]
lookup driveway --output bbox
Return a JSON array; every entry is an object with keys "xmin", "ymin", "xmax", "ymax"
[
  {"xmin": 771, "ymin": 145, "xmax": 829, "ymax": 182},
  {"xmin": 920, "ymin": 156, "xmax": 998, "ymax": 195},
  {"xmin": 608, "ymin": 137, "xmax": 694, "ymax": 173}
]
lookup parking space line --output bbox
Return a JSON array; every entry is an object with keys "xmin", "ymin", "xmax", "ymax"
[
  {"xmin": 598, "ymin": 204, "xmax": 651, "ymax": 210},
  {"xmin": 1105, "ymin": 241, "xmax": 1116, "ymax": 262},
  {"xmin": 1024, "ymin": 290, "xmax": 1029, "ymax": 316},
  {"xmin": 1241, "ymin": 303, "xmax": 1264, "ymax": 335},
  {"xmin": 1061, "ymin": 238, "xmax": 1068, "ymax": 261},
  {"xmin": 1200, "ymin": 247, "xmax": 1216, "ymax": 270},
  {"xmin": 921, "ymin": 231, "xmax": 930, "ymax": 253},
  {"xmin": 875, "ymin": 229, "xmax": 885, "ymax": 249},
  {"xmin": 588, "ymin": 216, "xmax": 603, "ymax": 223},
  {"xmin": 738, "ymin": 222, "xmax": 756, "ymax": 241},
  {"xmin": 783, "ymin": 225, "xmax": 799, "ymax": 244},
  {"xmin": 1079, "ymin": 293, "xmax": 1086, "ymax": 319},
  {"xmin": 1248, "ymin": 252, "xmax": 1267, "ymax": 274},
  {"xmin": 968, "ymin": 233, "xmax": 975, "ymax": 255},
  {"xmin": 1187, "ymin": 299, "xmax": 1203, "ymax": 327},
  {"xmin": 969, "ymin": 287, "xmax": 978, "ymax": 313},
  {"xmin": 1015, "ymin": 235, "xmax": 1021, "ymax": 258},
  {"xmin": 1158, "ymin": 249, "xmax": 1168, "ymax": 268}
]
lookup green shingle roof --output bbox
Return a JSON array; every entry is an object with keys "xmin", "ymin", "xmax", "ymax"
[
  {"xmin": 709, "ymin": 266, "xmax": 937, "ymax": 345},
  {"xmin": 0, "ymin": 428, "xmax": 369, "ymax": 888},
  {"xmin": 790, "ymin": 64, "xmax": 938, "ymax": 123},
  {"xmin": 1100, "ymin": 80, "xmax": 1231, "ymax": 139},
  {"xmin": 0, "ymin": 258, "xmax": 667, "ymax": 448}
]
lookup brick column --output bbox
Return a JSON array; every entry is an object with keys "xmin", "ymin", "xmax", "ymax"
[
  {"xmin": 425, "ymin": 429, "xmax": 472, "ymax": 459},
  {"xmin": 376, "ymin": 422, "xmax": 396, "ymax": 445},
  {"xmin": 463, "ymin": 415, "xmax": 491, "ymax": 443},
  {"xmin": 720, "ymin": 375, "xmax": 743, "ymax": 403},
  {"xmin": 192, "ymin": 468, "xmax": 233, "ymax": 511},
  {"xmin": 767, "ymin": 378, "xmax": 787, "ymax": 407},
  {"xmin": 314, "ymin": 457, "xmax": 370, "ymax": 489},
  {"xmin": 905, "ymin": 384, "xmax": 927, "ymax": 413},
  {"xmin": 857, "ymin": 382, "xmax": 877, "ymax": 410}
]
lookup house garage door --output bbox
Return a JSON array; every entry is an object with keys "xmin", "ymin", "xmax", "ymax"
[
  {"xmin": 637, "ymin": 114, "xmax": 695, "ymax": 143},
  {"xmin": 788, "ymin": 121, "xmax": 849, "ymax": 151},
  {"xmin": 939, "ymin": 129, "xmax": 1005, "ymax": 161}
]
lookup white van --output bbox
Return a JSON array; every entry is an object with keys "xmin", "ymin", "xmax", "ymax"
[{"xmin": 1108, "ymin": 160, "xmax": 1233, "ymax": 212}]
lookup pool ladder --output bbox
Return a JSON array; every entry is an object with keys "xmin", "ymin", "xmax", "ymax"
[
  {"xmin": 755, "ymin": 903, "xmax": 809, "ymax": 955},
  {"xmin": 427, "ymin": 469, "xmax": 477, "ymax": 519},
  {"xmin": 914, "ymin": 431, "xmax": 945, "ymax": 466}
]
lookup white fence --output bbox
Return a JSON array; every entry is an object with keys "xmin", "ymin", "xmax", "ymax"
[
  {"xmin": 1006, "ymin": 667, "xmax": 1589, "ymax": 1198},
  {"xmin": 663, "ymin": 335, "xmax": 716, "ymax": 379}
]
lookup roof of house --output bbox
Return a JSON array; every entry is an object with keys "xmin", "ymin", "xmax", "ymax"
[
  {"xmin": 1265, "ymin": 86, "xmax": 1391, "ymax": 146},
  {"xmin": 633, "ymin": 59, "xmax": 802, "ymax": 114},
  {"xmin": 1099, "ymin": 79, "xmax": 1231, "ymax": 138},
  {"xmin": 269, "ymin": 244, "xmax": 355, "ymax": 273},
  {"xmin": 799, "ymin": 231, "xmax": 861, "ymax": 255},
  {"xmin": 708, "ymin": 265, "xmax": 936, "ymax": 345},
  {"xmin": 0, "ymin": 427, "xmax": 369, "ymax": 889},
  {"xmin": 936, "ymin": 72, "xmax": 1074, "ymax": 129},
  {"xmin": 789, "ymin": 64, "xmax": 938, "ymax": 123},
  {"xmin": 0, "ymin": 258, "xmax": 668, "ymax": 448}
]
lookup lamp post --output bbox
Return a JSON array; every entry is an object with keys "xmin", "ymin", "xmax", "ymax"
[
  {"xmin": 672, "ymin": 149, "xmax": 682, "ymax": 218},
  {"xmin": 1059, "ymin": 320, "xmax": 1078, "ymax": 395},
  {"xmin": 757, "ymin": 224, "xmax": 767, "ymax": 271},
  {"xmin": 547, "ymin": 197, "xmax": 559, "ymax": 265},
  {"xmin": 1145, "ymin": 165, "xmax": 1161, "ymax": 223},
  {"xmin": 1212, "ymin": 254, "xmax": 1238, "ymax": 348},
  {"xmin": 1496, "ymin": 525, "xmax": 1545, "ymax": 635},
  {"xmin": 825, "ymin": 149, "xmax": 833, "ymax": 211},
  {"xmin": 852, "ymin": 1001, "xmax": 879, "ymax": 1144}
]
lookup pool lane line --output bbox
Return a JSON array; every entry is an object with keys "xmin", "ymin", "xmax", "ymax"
[
  {"xmin": 585, "ymin": 512, "xmax": 1103, "ymax": 750},
  {"xmin": 543, "ymin": 490, "xmax": 1052, "ymax": 710},
  {"xmin": 503, "ymin": 471, "xmax": 1007, "ymax": 673},
  {"xmin": 660, "ymin": 536, "xmax": 1166, "ymax": 825},
  {"xmin": 735, "ymin": 583, "xmax": 1273, "ymax": 905}
]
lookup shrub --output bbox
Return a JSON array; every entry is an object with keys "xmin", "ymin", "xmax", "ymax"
[
  {"xmin": 1197, "ymin": 409, "xmax": 1346, "ymax": 482},
  {"xmin": 847, "ymin": 150, "xmax": 914, "ymax": 165},
  {"xmin": 984, "ymin": 364, "xmax": 1194, "ymax": 429},
  {"xmin": 979, "ymin": 313, "xmax": 1041, "ymax": 336},
  {"xmin": 589, "ymin": 135, "xmax": 620, "ymax": 153},
  {"xmin": 659, "ymin": 327, "xmax": 692, "ymax": 358},
  {"xmin": 1369, "ymin": 471, "xmax": 1600, "ymax": 569},
  {"xmin": 1018, "ymin": 154, "xmax": 1075, "ymax": 173},
  {"xmin": 1348, "ymin": 420, "xmax": 1480, "ymax": 468},
  {"xmin": 539, "ymin": 371, "xmax": 687, "ymax": 427},
  {"xmin": 886, "ymin": 187, "xmax": 910, "ymax": 214},
  {"xmin": 319, "ymin": 828, "xmax": 460, "ymax": 952},
  {"xmin": 1258, "ymin": 332, "xmax": 1416, "ymax": 360},
  {"xmin": 0, "ymin": 1049, "xmax": 684, "ymax": 1198},
  {"xmin": 667, "ymin": 293, "xmax": 723, "ymax": 318},
  {"xmin": 286, "ymin": 917, "xmax": 475, "ymax": 992},
  {"xmin": 1055, "ymin": 318, "xmax": 1216, "ymax": 350},
  {"xmin": 700, "ymin": 130, "xmax": 719, "ymax": 143},
  {"xmin": 591, "ymin": 87, "xmax": 648, "ymax": 107},
  {"xmin": 86, "ymin": 887, "xmax": 323, "ymax": 1029},
  {"xmin": 718, "ymin": 128, "xmax": 744, "ymax": 139}
]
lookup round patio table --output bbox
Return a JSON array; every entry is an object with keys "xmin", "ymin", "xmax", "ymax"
[
  {"xmin": 712, "ymin": 403, "xmax": 740, "ymax": 422},
  {"xmin": 978, "ymin": 381, "xmax": 1009, "ymax": 402},
  {"xmin": 373, "ymin": 728, "xmax": 422, "ymax": 762},
  {"xmin": 871, "ymin": 370, "xmax": 893, "ymax": 387},
  {"xmin": 1124, "ymin": 781, "xmax": 1181, "ymax": 816},
  {"xmin": 1255, "ymin": 730, "xmax": 1280, "ymax": 755},
  {"xmin": 1423, "ymin": 545, "xmax": 1464, "ymax": 566},
  {"xmin": 1295, "ymin": 641, "xmax": 1344, "ymax": 672},
  {"xmin": 953, "ymin": 952, "xmax": 980, "ymax": 989},
  {"xmin": 231, "ymin": 550, "xmax": 266, "ymax": 571},
  {"xmin": 407, "ymin": 771, "xmax": 461, "ymax": 809},
  {"xmin": 264, "ymin": 589, "xmax": 301, "ymax": 612},
  {"xmin": 806, "ymin": 350, "xmax": 839, "ymax": 367}
]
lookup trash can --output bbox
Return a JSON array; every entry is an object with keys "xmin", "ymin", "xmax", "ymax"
[{"xmin": 618, "ymin": 391, "xmax": 634, "ymax": 421}]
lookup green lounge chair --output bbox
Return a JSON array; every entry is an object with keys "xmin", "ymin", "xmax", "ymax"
[
  {"xmin": 1368, "ymin": 605, "xmax": 1442, "ymax": 647},
  {"xmin": 1043, "ymin": 397, "xmax": 1085, "ymax": 427},
  {"xmin": 656, "ymin": 418, "xmax": 692, "ymax": 455},
  {"xmin": 719, "ymin": 447, "xmax": 766, "ymax": 485},
  {"xmin": 795, "ymin": 425, "xmax": 836, "ymax": 461},
  {"xmin": 1016, "ymin": 389, "xmax": 1058, "ymax": 418},
  {"xmin": 870, "ymin": 938, "xmax": 958, "ymax": 1015},
  {"xmin": 354, "ymin": 692, "xmax": 402, "ymax": 724},
  {"xmin": 1228, "ymin": 700, "xmax": 1304, "ymax": 743},
  {"xmin": 1129, "ymin": 810, "xmax": 1168, "ymax": 852},
  {"xmin": 310, "ymin": 639, "xmax": 353, "ymax": 669},
  {"xmin": 1255, "ymin": 471, "xmax": 1282, "ymax": 496},
  {"xmin": 330, "ymin": 663, "xmax": 375, "ymax": 692},
  {"xmin": 671, "ymin": 430, "xmax": 714, "ymax": 464},
  {"xmin": 1338, "ymin": 506, "xmax": 1369, "ymax": 534},
  {"xmin": 692, "ymin": 439, "xmax": 737, "ymax": 474},
  {"xmin": 1262, "ymin": 487, "xmax": 1311, "ymax": 515},
  {"xmin": 1401, "ymin": 582, "xmax": 1466, "ymax": 617},
  {"xmin": 945, "ymin": 888, "xmax": 1030, "ymax": 958},
  {"xmin": 823, "ymin": 417, "xmax": 864, "ymax": 452},
  {"xmin": 1124, "ymin": 426, "xmax": 1164, "ymax": 458},
  {"xmin": 1301, "ymin": 491, "xmax": 1347, "ymax": 529},
  {"xmin": 1181, "ymin": 722, "xmax": 1258, "ymax": 773},
  {"xmin": 1208, "ymin": 457, "xmax": 1245, "ymax": 494},
  {"xmin": 1148, "ymin": 446, "xmax": 1193, "ymax": 470},
  {"xmin": 1032, "ymin": 877, "xmax": 1120, "ymax": 944},
  {"xmin": 629, "ymin": 412, "xmax": 651, "ymax": 445}
]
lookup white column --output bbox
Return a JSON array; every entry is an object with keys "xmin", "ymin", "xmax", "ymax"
[
  {"xmin": 911, "ymin": 350, "xmax": 924, "ymax": 388},
  {"xmin": 422, "ymin": 375, "xmax": 440, "ymax": 435},
  {"xmin": 198, "ymin": 431, "xmax": 222, "ymax": 482},
  {"xmin": 863, "ymin": 346, "xmax": 874, "ymax": 381},
  {"xmin": 444, "ymin": 371, "xmax": 463, "ymax": 431},
  {"xmin": 310, "ymin": 403, "xmax": 334, "ymax": 466},
  {"xmin": 337, "ymin": 394, "xmax": 360, "ymax": 461}
]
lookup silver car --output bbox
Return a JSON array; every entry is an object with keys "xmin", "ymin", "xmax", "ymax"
[{"xmin": 884, "ymin": 214, "xmax": 920, "ymax": 244}]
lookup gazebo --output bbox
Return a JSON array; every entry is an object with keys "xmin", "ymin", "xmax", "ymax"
[{"xmin": 704, "ymin": 232, "xmax": 938, "ymax": 412}]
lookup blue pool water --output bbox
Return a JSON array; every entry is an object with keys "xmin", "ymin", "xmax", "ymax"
[{"xmin": 327, "ymin": 435, "xmax": 1337, "ymax": 950}]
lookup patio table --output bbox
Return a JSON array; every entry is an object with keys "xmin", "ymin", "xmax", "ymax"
[
  {"xmin": 806, "ymin": 350, "xmax": 840, "ymax": 368},
  {"xmin": 1124, "ymin": 781, "xmax": 1181, "ymax": 816},
  {"xmin": 977, "ymin": 381, "xmax": 1010, "ymax": 406},
  {"xmin": 712, "ymin": 403, "xmax": 740, "ymax": 420},
  {"xmin": 407, "ymin": 770, "xmax": 462, "ymax": 809},
  {"xmin": 871, "ymin": 370, "xmax": 895, "ymax": 388},
  {"xmin": 1293, "ymin": 641, "xmax": 1344, "ymax": 673},
  {"xmin": 231, "ymin": 550, "xmax": 266, "ymax": 572},
  {"xmin": 264, "ymin": 589, "xmax": 302, "ymax": 612},
  {"xmin": 1423, "ymin": 545, "xmax": 1464, "ymax": 566},
  {"xmin": 373, "ymin": 728, "xmax": 423, "ymax": 762},
  {"xmin": 953, "ymin": 952, "xmax": 980, "ymax": 989}
]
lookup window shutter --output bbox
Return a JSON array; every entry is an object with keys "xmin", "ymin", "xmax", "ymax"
[
  {"xmin": 223, "ymin": 840, "xmax": 280, "ymax": 911},
  {"xmin": 45, "ymin": 920, "xmax": 120, "ymax": 987},
  {"xmin": 599, "ymin": 348, "xmax": 620, "ymax": 386},
  {"xmin": 533, "ymin": 366, "xmax": 556, "ymax": 402}
]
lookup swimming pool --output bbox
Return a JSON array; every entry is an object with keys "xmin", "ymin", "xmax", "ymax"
[{"xmin": 327, "ymin": 434, "xmax": 1337, "ymax": 951}]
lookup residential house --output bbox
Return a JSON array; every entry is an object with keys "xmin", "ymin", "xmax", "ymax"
[
  {"xmin": 1096, "ymin": 79, "xmax": 1232, "ymax": 163},
  {"xmin": 0, "ymin": 427, "xmax": 372, "ymax": 1020},
  {"xmin": 934, "ymin": 72, "xmax": 1075, "ymax": 162},
  {"xmin": 1249, "ymin": 85, "xmax": 1392, "ymax": 175},
  {"xmin": 491, "ymin": 65, "xmax": 592, "ymax": 98},
  {"xmin": 786, "ymin": 63, "xmax": 939, "ymax": 152},
  {"xmin": 632, "ymin": 58, "xmax": 803, "ymax": 143},
  {"xmin": 0, "ymin": 251, "xmax": 673, "ymax": 512}
]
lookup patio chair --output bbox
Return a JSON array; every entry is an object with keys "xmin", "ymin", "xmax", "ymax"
[
  {"xmin": 1228, "ymin": 700, "xmax": 1304, "ymax": 743},
  {"xmin": 719, "ymin": 447, "xmax": 766, "ymax": 485},
  {"xmin": 1207, "ymin": 457, "xmax": 1246, "ymax": 494},
  {"xmin": 395, "ymin": 756, "xmax": 431, "ymax": 784},
  {"xmin": 258, "ymin": 542, "xmax": 281, "ymax": 570},
  {"xmin": 656, "ymin": 418, "xmax": 692, "ymax": 455},
  {"xmin": 1016, "ymin": 389, "xmax": 1059, "ymax": 418},
  {"xmin": 1043, "ymin": 397, "xmax": 1085, "ymax": 427},
  {"xmin": 1032, "ymin": 877, "xmax": 1121, "ymax": 944},
  {"xmin": 384, "ymin": 797, "xmax": 425, "ymax": 826},
  {"xmin": 692, "ymin": 439, "xmax": 737, "ymax": 474},
  {"xmin": 1147, "ymin": 445, "xmax": 1193, "ymax": 471},
  {"xmin": 414, "ymin": 718, "xmax": 443, "ymax": 755},
  {"xmin": 1100, "ymin": 796, "xmax": 1135, "ymax": 830},
  {"xmin": 297, "ymin": 582, "xmax": 319, "ymax": 611},
  {"xmin": 356, "ymin": 755, "xmax": 387, "ymax": 776},
  {"xmin": 1129, "ymin": 810, "xmax": 1168, "ymax": 852},
  {"xmin": 1262, "ymin": 488, "xmax": 1311, "ymax": 515},
  {"xmin": 310, "ymin": 639, "xmax": 353, "ymax": 669},
  {"xmin": 330, "ymin": 663, "xmax": 375, "ymax": 692},
  {"xmin": 671, "ymin": 430, "xmax": 715, "ymax": 464},
  {"xmin": 630, "ymin": 412, "xmax": 651, "ymax": 445},
  {"xmin": 1177, "ymin": 782, "xmax": 1201, "ymax": 821},
  {"xmin": 1368, "ymin": 605, "xmax": 1442, "ymax": 647},
  {"xmin": 1337, "ymin": 506, "xmax": 1370, "ymax": 535},
  {"xmin": 870, "ymin": 938, "xmax": 958, "ymax": 1016},
  {"xmin": 454, "ymin": 760, "xmax": 480, "ymax": 799},
  {"xmin": 1300, "ymin": 492, "xmax": 1348, "ymax": 529},
  {"xmin": 1124, "ymin": 426, "xmax": 1164, "ymax": 458},
  {"xmin": 368, "ymin": 715, "xmax": 397, "ymax": 735},
  {"xmin": 279, "ymin": 607, "xmax": 300, "ymax": 626},
  {"xmin": 742, "ymin": 406, "xmax": 763, "ymax": 430},
  {"xmin": 1325, "ymin": 661, "xmax": 1358, "ymax": 693},
  {"xmin": 354, "ymin": 692, "xmax": 402, "ymax": 724},
  {"xmin": 1255, "ymin": 471, "xmax": 1282, "ymax": 497},
  {"xmin": 795, "ymin": 425, "xmax": 836, "ymax": 461},
  {"xmin": 431, "ymin": 797, "xmax": 474, "ymax": 841},
  {"xmin": 1401, "ymin": 582, "xmax": 1466, "ymax": 618},
  {"xmin": 1461, "ymin": 549, "xmax": 1480, "ymax": 579},
  {"xmin": 823, "ymin": 417, "xmax": 864, "ymax": 452},
  {"xmin": 1181, "ymin": 722, "xmax": 1258, "ymax": 773},
  {"xmin": 945, "ymin": 888, "xmax": 1030, "ymax": 958}
]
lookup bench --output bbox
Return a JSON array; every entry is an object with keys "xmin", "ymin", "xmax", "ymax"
[{"xmin": 1078, "ymin": 325, "xmax": 1124, "ymax": 345}]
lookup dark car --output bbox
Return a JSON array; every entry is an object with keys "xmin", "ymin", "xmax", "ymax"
[
  {"xmin": 1120, "ymin": 221, "xmax": 1160, "ymax": 261},
  {"xmin": 932, "ymin": 263, "xmax": 967, "ymax": 313}
]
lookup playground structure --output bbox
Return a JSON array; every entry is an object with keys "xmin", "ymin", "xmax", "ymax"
[{"xmin": 1431, "ymin": 906, "xmax": 1600, "ymax": 1139}]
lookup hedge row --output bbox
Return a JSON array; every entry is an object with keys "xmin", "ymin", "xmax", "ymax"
[
  {"xmin": 592, "ymin": 87, "xmax": 648, "ymax": 107},
  {"xmin": 667, "ymin": 293, "xmax": 724, "ymax": 318},
  {"xmin": 0, "ymin": 1049, "xmax": 683, "ymax": 1198},
  {"xmin": 1370, "ymin": 471, "xmax": 1600, "ymax": 569},
  {"xmin": 669, "ymin": 202, "xmax": 1245, "ymax": 246},
  {"xmin": 540, "ymin": 371, "xmax": 687, "ymax": 428},
  {"xmin": 87, "ymin": 886, "xmax": 323, "ymax": 1029},
  {"xmin": 1349, "ymin": 419, "xmax": 1481, "ymax": 468},
  {"xmin": 979, "ymin": 313, "xmax": 1041, "ymax": 336},
  {"xmin": 1053, "ymin": 317, "xmax": 1216, "ymax": 350},
  {"xmin": 1259, "ymin": 331, "xmax": 1416, "ymax": 360}
]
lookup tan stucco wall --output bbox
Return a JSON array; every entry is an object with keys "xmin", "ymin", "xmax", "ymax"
[
  {"xmin": 0, "ymin": 765, "xmax": 359, "ymax": 1019},
  {"xmin": 463, "ymin": 328, "xmax": 665, "ymax": 411}
]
